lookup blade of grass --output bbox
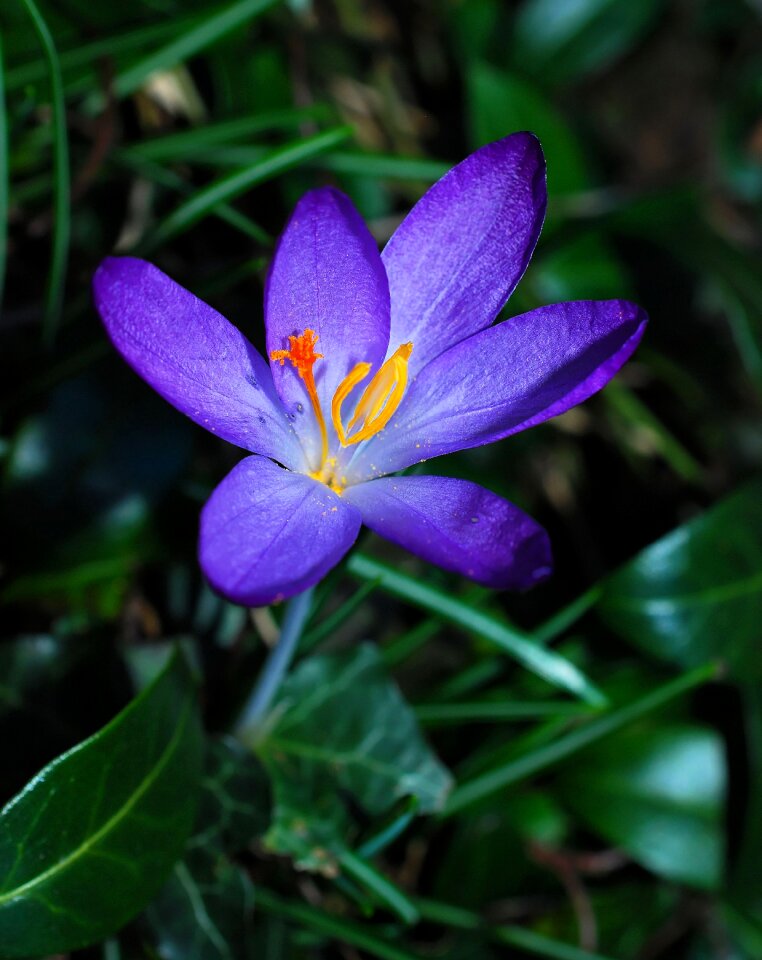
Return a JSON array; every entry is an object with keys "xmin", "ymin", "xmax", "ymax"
[
  {"xmin": 178, "ymin": 145, "xmax": 450, "ymax": 182},
  {"xmin": 381, "ymin": 617, "xmax": 440, "ymax": 666},
  {"xmin": 357, "ymin": 798, "xmax": 419, "ymax": 859},
  {"xmin": 0, "ymin": 33, "xmax": 8, "ymax": 313},
  {"xmin": 532, "ymin": 584, "xmax": 602, "ymax": 645},
  {"xmin": 428, "ymin": 657, "xmax": 503, "ymax": 701},
  {"xmin": 455, "ymin": 716, "xmax": 578, "ymax": 783},
  {"xmin": 19, "ymin": 0, "xmax": 70, "ymax": 344},
  {"xmin": 143, "ymin": 126, "xmax": 352, "ymax": 251},
  {"xmin": 319, "ymin": 152, "xmax": 449, "ymax": 181},
  {"xmin": 604, "ymin": 381, "xmax": 704, "ymax": 484},
  {"xmin": 7, "ymin": 18, "xmax": 191, "ymax": 93},
  {"xmin": 255, "ymin": 888, "xmax": 423, "ymax": 960},
  {"xmin": 348, "ymin": 555, "xmax": 606, "ymax": 706},
  {"xmin": 125, "ymin": 106, "xmax": 330, "ymax": 163},
  {"xmin": 417, "ymin": 897, "xmax": 618, "ymax": 960},
  {"xmin": 104, "ymin": 0, "xmax": 280, "ymax": 104},
  {"xmin": 115, "ymin": 152, "xmax": 271, "ymax": 246},
  {"xmin": 300, "ymin": 579, "xmax": 379, "ymax": 652},
  {"xmin": 415, "ymin": 700, "xmax": 595, "ymax": 727},
  {"xmin": 442, "ymin": 661, "xmax": 718, "ymax": 817},
  {"xmin": 338, "ymin": 850, "xmax": 419, "ymax": 925}
]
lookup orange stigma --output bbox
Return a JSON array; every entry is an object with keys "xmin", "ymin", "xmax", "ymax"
[
  {"xmin": 270, "ymin": 329, "xmax": 328, "ymax": 471},
  {"xmin": 332, "ymin": 342, "xmax": 413, "ymax": 447}
]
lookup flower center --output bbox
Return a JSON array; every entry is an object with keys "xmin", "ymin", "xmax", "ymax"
[{"xmin": 270, "ymin": 330, "xmax": 413, "ymax": 489}]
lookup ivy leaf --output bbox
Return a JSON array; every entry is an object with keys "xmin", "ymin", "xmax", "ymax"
[
  {"xmin": 146, "ymin": 848, "xmax": 255, "ymax": 960},
  {"xmin": 598, "ymin": 481, "xmax": 762, "ymax": 677},
  {"xmin": 557, "ymin": 725, "xmax": 725, "ymax": 889},
  {"xmin": 0, "ymin": 649, "xmax": 203, "ymax": 958},
  {"xmin": 256, "ymin": 644, "xmax": 453, "ymax": 874},
  {"xmin": 144, "ymin": 738, "xmax": 269, "ymax": 960}
]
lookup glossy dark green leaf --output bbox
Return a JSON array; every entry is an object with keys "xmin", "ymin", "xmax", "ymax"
[
  {"xmin": 0, "ymin": 649, "xmax": 203, "ymax": 958},
  {"xmin": 255, "ymin": 644, "xmax": 452, "ymax": 874},
  {"xmin": 557, "ymin": 725, "xmax": 725, "ymax": 889},
  {"xmin": 598, "ymin": 481, "xmax": 762, "ymax": 676},
  {"xmin": 513, "ymin": 0, "xmax": 665, "ymax": 84}
]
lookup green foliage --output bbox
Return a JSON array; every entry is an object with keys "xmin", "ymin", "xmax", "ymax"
[
  {"xmin": 0, "ymin": 650, "xmax": 203, "ymax": 957},
  {"xmin": 349, "ymin": 554, "xmax": 607, "ymax": 705},
  {"xmin": 558, "ymin": 725, "xmax": 725, "ymax": 889},
  {"xmin": 599, "ymin": 481, "xmax": 762, "ymax": 677},
  {"xmin": 256, "ymin": 644, "xmax": 452, "ymax": 873},
  {"xmin": 145, "ymin": 740, "xmax": 267, "ymax": 960},
  {"xmin": 512, "ymin": 0, "xmax": 665, "ymax": 83}
]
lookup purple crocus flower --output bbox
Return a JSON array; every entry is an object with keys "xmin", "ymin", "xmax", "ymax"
[{"xmin": 93, "ymin": 133, "xmax": 647, "ymax": 607}]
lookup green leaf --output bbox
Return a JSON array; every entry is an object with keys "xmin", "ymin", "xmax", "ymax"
[
  {"xmin": 557, "ymin": 725, "xmax": 725, "ymax": 889},
  {"xmin": 194, "ymin": 738, "xmax": 271, "ymax": 851},
  {"xmin": 147, "ymin": 850, "xmax": 254, "ymax": 960},
  {"xmin": 145, "ymin": 739, "xmax": 268, "ymax": 960},
  {"xmin": 512, "ymin": 0, "xmax": 664, "ymax": 84},
  {"xmin": 598, "ymin": 481, "xmax": 762, "ymax": 676},
  {"xmin": 0, "ymin": 649, "xmax": 203, "ymax": 958},
  {"xmin": 255, "ymin": 644, "xmax": 452, "ymax": 873}
]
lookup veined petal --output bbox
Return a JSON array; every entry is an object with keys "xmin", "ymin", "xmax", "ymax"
[
  {"xmin": 344, "ymin": 475, "xmax": 551, "ymax": 590},
  {"xmin": 348, "ymin": 300, "xmax": 647, "ymax": 481},
  {"xmin": 199, "ymin": 456, "xmax": 362, "ymax": 607},
  {"xmin": 265, "ymin": 187, "xmax": 391, "ymax": 464},
  {"xmin": 382, "ymin": 132, "xmax": 546, "ymax": 376},
  {"xmin": 93, "ymin": 257, "xmax": 305, "ymax": 470}
]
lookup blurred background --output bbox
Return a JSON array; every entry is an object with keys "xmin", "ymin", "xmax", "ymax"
[{"xmin": 1, "ymin": 0, "xmax": 762, "ymax": 958}]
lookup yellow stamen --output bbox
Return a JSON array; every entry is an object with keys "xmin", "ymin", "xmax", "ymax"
[
  {"xmin": 270, "ymin": 329, "xmax": 328, "ymax": 471},
  {"xmin": 332, "ymin": 342, "xmax": 413, "ymax": 447}
]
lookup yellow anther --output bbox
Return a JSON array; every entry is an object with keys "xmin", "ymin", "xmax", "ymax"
[{"xmin": 331, "ymin": 342, "xmax": 413, "ymax": 447}]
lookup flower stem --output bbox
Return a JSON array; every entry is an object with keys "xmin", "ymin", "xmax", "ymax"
[{"xmin": 236, "ymin": 587, "xmax": 314, "ymax": 736}]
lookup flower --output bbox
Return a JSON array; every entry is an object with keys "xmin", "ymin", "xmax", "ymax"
[{"xmin": 93, "ymin": 132, "xmax": 647, "ymax": 607}]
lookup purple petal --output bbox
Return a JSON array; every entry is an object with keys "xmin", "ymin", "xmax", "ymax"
[
  {"xmin": 344, "ymin": 475, "xmax": 552, "ymax": 589},
  {"xmin": 348, "ymin": 299, "xmax": 648, "ymax": 481},
  {"xmin": 199, "ymin": 455, "xmax": 362, "ymax": 606},
  {"xmin": 93, "ymin": 257, "xmax": 305, "ymax": 470},
  {"xmin": 382, "ymin": 132, "xmax": 546, "ymax": 376},
  {"xmin": 265, "ymin": 187, "xmax": 391, "ymax": 464}
]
